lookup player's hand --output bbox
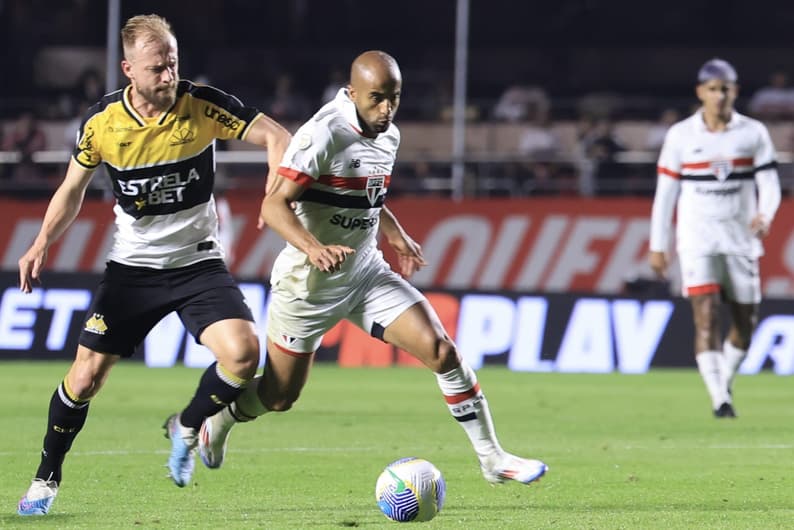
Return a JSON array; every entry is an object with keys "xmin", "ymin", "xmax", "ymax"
[
  {"xmin": 387, "ymin": 233, "xmax": 428, "ymax": 279},
  {"xmin": 750, "ymin": 214, "xmax": 771, "ymax": 238},
  {"xmin": 307, "ymin": 244, "xmax": 355, "ymax": 273},
  {"xmin": 18, "ymin": 245, "xmax": 48, "ymax": 293},
  {"xmin": 648, "ymin": 251, "xmax": 668, "ymax": 279}
]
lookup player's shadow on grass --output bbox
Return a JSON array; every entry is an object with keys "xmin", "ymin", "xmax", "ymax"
[{"xmin": 0, "ymin": 513, "xmax": 76, "ymax": 525}]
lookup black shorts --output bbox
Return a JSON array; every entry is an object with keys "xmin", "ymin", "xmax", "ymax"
[{"xmin": 79, "ymin": 259, "xmax": 254, "ymax": 358}]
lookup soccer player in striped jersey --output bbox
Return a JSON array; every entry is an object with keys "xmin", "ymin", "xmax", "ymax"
[
  {"xmin": 16, "ymin": 14, "xmax": 290, "ymax": 515},
  {"xmin": 649, "ymin": 58, "xmax": 781, "ymax": 418},
  {"xmin": 198, "ymin": 50, "xmax": 548, "ymax": 488}
]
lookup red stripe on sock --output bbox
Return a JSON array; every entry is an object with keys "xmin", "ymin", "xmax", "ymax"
[{"xmin": 443, "ymin": 383, "xmax": 481, "ymax": 404}]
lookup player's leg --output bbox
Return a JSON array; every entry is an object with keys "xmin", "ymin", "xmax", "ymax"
[
  {"xmin": 19, "ymin": 261, "xmax": 152, "ymax": 515},
  {"xmin": 721, "ymin": 254, "xmax": 761, "ymax": 401},
  {"xmin": 723, "ymin": 302, "xmax": 757, "ymax": 392},
  {"xmin": 165, "ymin": 269, "xmax": 260, "ymax": 486},
  {"xmin": 18, "ymin": 346, "xmax": 119, "ymax": 516},
  {"xmin": 682, "ymin": 254, "xmax": 733, "ymax": 417},
  {"xmin": 198, "ymin": 338, "xmax": 316, "ymax": 469},
  {"xmin": 198, "ymin": 282, "xmax": 332, "ymax": 469},
  {"xmin": 382, "ymin": 299, "xmax": 547, "ymax": 485},
  {"xmin": 690, "ymin": 292, "xmax": 733, "ymax": 414}
]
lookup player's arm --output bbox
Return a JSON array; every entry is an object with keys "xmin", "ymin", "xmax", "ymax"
[
  {"xmin": 240, "ymin": 113, "xmax": 292, "ymax": 223},
  {"xmin": 648, "ymin": 173, "xmax": 680, "ymax": 278},
  {"xmin": 752, "ymin": 167, "xmax": 781, "ymax": 238},
  {"xmin": 18, "ymin": 159, "xmax": 95, "ymax": 292},
  {"xmin": 648, "ymin": 126, "xmax": 682, "ymax": 278},
  {"xmin": 751, "ymin": 126, "xmax": 782, "ymax": 238},
  {"xmin": 379, "ymin": 206, "xmax": 427, "ymax": 278},
  {"xmin": 260, "ymin": 172, "xmax": 354, "ymax": 273}
]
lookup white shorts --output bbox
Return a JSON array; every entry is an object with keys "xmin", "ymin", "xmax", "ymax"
[
  {"xmin": 678, "ymin": 253, "xmax": 761, "ymax": 304},
  {"xmin": 266, "ymin": 254, "xmax": 425, "ymax": 353}
]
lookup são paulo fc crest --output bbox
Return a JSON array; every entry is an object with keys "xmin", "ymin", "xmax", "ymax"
[
  {"xmin": 366, "ymin": 176, "xmax": 385, "ymax": 206},
  {"xmin": 710, "ymin": 159, "xmax": 733, "ymax": 181}
]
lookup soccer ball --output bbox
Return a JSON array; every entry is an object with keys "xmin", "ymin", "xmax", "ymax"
[{"xmin": 375, "ymin": 457, "xmax": 446, "ymax": 523}]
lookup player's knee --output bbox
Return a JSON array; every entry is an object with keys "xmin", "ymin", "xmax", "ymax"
[
  {"xmin": 220, "ymin": 335, "xmax": 260, "ymax": 379},
  {"xmin": 67, "ymin": 366, "xmax": 104, "ymax": 400},
  {"xmin": 427, "ymin": 338, "xmax": 460, "ymax": 373}
]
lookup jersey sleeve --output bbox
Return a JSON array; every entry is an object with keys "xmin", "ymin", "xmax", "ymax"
[
  {"xmin": 277, "ymin": 121, "xmax": 333, "ymax": 187},
  {"xmin": 649, "ymin": 125, "xmax": 682, "ymax": 252},
  {"xmin": 72, "ymin": 105, "xmax": 103, "ymax": 169},
  {"xmin": 656, "ymin": 125, "xmax": 682, "ymax": 179},
  {"xmin": 190, "ymin": 84, "xmax": 262, "ymax": 141},
  {"xmin": 753, "ymin": 123, "xmax": 777, "ymax": 170}
]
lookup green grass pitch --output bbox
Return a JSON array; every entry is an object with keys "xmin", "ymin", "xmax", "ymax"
[{"xmin": 1, "ymin": 362, "xmax": 792, "ymax": 529}]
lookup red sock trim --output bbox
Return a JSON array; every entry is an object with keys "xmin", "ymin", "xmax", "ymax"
[{"xmin": 443, "ymin": 383, "xmax": 481, "ymax": 404}]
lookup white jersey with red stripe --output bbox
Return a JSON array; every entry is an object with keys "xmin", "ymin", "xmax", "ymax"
[
  {"xmin": 270, "ymin": 88, "xmax": 399, "ymax": 299},
  {"xmin": 650, "ymin": 109, "xmax": 778, "ymax": 257}
]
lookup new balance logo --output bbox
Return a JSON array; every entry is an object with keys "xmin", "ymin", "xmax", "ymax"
[{"xmin": 349, "ymin": 159, "xmax": 361, "ymax": 168}]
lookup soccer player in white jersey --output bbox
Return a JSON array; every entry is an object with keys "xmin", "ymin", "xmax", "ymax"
[
  {"xmin": 649, "ymin": 58, "xmax": 781, "ymax": 418},
  {"xmin": 16, "ymin": 15, "xmax": 290, "ymax": 516},
  {"xmin": 197, "ymin": 50, "xmax": 548, "ymax": 487}
]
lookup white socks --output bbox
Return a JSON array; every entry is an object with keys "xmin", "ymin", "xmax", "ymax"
[
  {"xmin": 722, "ymin": 340, "xmax": 747, "ymax": 393},
  {"xmin": 230, "ymin": 375, "xmax": 268, "ymax": 421},
  {"xmin": 696, "ymin": 352, "xmax": 730, "ymax": 409},
  {"xmin": 435, "ymin": 363, "xmax": 502, "ymax": 461}
]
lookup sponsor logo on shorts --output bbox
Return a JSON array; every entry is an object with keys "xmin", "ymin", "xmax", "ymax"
[
  {"xmin": 84, "ymin": 313, "xmax": 108, "ymax": 335},
  {"xmin": 281, "ymin": 333, "xmax": 297, "ymax": 347}
]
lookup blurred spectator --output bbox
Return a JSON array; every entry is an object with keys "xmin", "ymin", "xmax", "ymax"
[
  {"xmin": 747, "ymin": 70, "xmax": 794, "ymax": 121},
  {"xmin": 577, "ymin": 92, "xmax": 623, "ymax": 121},
  {"xmin": 491, "ymin": 84, "xmax": 550, "ymax": 123},
  {"xmin": 74, "ymin": 68, "xmax": 104, "ymax": 108},
  {"xmin": 578, "ymin": 117, "xmax": 627, "ymax": 195},
  {"xmin": 518, "ymin": 118, "xmax": 561, "ymax": 159},
  {"xmin": 2, "ymin": 110, "xmax": 47, "ymax": 181},
  {"xmin": 515, "ymin": 117, "xmax": 574, "ymax": 195},
  {"xmin": 393, "ymin": 159, "xmax": 448, "ymax": 197},
  {"xmin": 645, "ymin": 108, "xmax": 681, "ymax": 152},
  {"xmin": 321, "ymin": 68, "xmax": 346, "ymax": 104},
  {"xmin": 266, "ymin": 73, "xmax": 311, "ymax": 122},
  {"xmin": 437, "ymin": 78, "xmax": 480, "ymax": 122},
  {"xmin": 63, "ymin": 101, "xmax": 89, "ymax": 151},
  {"xmin": 57, "ymin": 68, "xmax": 104, "ymax": 119}
]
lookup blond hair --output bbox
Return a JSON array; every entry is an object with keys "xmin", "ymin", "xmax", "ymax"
[{"xmin": 121, "ymin": 14, "xmax": 175, "ymax": 58}]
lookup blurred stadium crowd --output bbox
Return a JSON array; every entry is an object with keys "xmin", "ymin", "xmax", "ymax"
[{"xmin": 2, "ymin": 0, "xmax": 794, "ymax": 198}]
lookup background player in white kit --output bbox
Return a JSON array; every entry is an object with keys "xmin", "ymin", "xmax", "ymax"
[
  {"xmin": 194, "ymin": 50, "xmax": 548, "ymax": 486},
  {"xmin": 649, "ymin": 58, "xmax": 781, "ymax": 418}
]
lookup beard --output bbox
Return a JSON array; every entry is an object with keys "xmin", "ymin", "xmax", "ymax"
[{"xmin": 137, "ymin": 83, "xmax": 178, "ymax": 110}]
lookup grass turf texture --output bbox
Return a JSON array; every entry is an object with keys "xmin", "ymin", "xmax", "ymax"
[{"xmin": 1, "ymin": 362, "xmax": 792, "ymax": 529}]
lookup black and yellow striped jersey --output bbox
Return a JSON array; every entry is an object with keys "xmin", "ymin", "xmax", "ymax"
[{"xmin": 73, "ymin": 80, "xmax": 263, "ymax": 268}]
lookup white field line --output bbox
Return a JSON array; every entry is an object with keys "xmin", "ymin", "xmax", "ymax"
[
  {"xmin": 0, "ymin": 446, "xmax": 378, "ymax": 457},
  {"xmin": 1, "ymin": 444, "xmax": 793, "ymax": 457}
]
